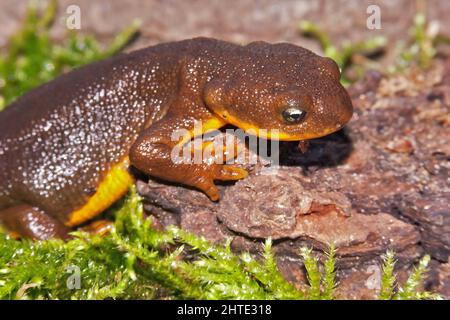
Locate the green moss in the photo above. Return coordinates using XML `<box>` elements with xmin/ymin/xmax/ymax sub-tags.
<box><xmin>379</xmin><ymin>250</ymin><xmax>396</xmax><ymax>300</ymax></box>
<box><xmin>321</xmin><ymin>244</ymin><xmax>337</xmax><ymax>299</ymax></box>
<box><xmin>0</xmin><ymin>188</ymin><xmax>441</xmax><ymax>300</ymax></box>
<box><xmin>299</xmin><ymin>20</ymin><xmax>386</xmax><ymax>86</ymax></box>
<box><xmin>391</xmin><ymin>12</ymin><xmax>450</xmax><ymax>72</ymax></box>
<box><xmin>301</xmin><ymin>11</ymin><xmax>450</xmax><ymax>81</ymax></box>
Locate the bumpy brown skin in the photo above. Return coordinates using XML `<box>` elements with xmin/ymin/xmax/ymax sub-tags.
<box><xmin>0</xmin><ymin>37</ymin><xmax>352</xmax><ymax>239</ymax></box>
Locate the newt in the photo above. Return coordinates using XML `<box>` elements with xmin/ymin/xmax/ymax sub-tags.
<box><xmin>0</xmin><ymin>37</ymin><xmax>353</xmax><ymax>239</ymax></box>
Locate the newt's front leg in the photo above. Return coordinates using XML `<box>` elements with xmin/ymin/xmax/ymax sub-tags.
<box><xmin>129</xmin><ymin>115</ymin><xmax>248</xmax><ymax>201</ymax></box>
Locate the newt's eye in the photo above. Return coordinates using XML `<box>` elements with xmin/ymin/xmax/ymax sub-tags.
<box><xmin>282</xmin><ymin>107</ymin><xmax>307</xmax><ymax>123</ymax></box>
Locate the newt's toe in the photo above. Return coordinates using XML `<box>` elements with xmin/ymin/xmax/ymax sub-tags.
<box><xmin>217</xmin><ymin>165</ymin><xmax>248</xmax><ymax>181</ymax></box>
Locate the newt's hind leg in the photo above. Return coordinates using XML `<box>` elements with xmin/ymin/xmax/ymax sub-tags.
<box><xmin>0</xmin><ymin>205</ymin><xmax>70</xmax><ymax>240</ymax></box>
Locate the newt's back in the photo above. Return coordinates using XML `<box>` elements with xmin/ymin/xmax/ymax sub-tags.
<box><xmin>0</xmin><ymin>46</ymin><xmax>179</xmax><ymax>220</ymax></box>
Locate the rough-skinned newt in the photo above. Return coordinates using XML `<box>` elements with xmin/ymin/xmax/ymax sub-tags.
<box><xmin>0</xmin><ymin>37</ymin><xmax>353</xmax><ymax>239</ymax></box>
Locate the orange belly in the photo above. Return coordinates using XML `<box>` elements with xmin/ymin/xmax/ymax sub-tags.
<box><xmin>65</xmin><ymin>158</ymin><xmax>134</xmax><ymax>227</ymax></box>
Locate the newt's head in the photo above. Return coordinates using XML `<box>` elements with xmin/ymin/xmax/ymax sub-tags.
<box><xmin>204</xmin><ymin>42</ymin><xmax>353</xmax><ymax>141</ymax></box>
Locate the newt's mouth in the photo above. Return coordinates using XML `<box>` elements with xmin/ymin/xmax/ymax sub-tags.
<box><xmin>213</xmin><ymin>110</ymin><xmax>348</xmax><ymax>142</ymax></box>
<box><xmin>249</xmin><ymin>126</ymin><xmax>342</xmax><ymax>141</ymax></box>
